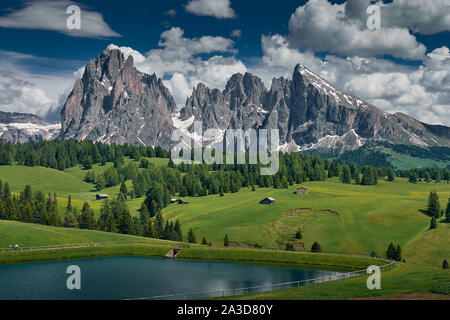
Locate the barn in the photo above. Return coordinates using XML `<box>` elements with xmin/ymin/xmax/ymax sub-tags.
<box><xmin>178</xmin><ymin>199</ymin><xmax>189</xmax><ymax>204</ymax></box>
<box><xmin>260</xmin><ymin>197</ymin><xmax>275</xmax><ymax>204</ymax></box>
<box><xmin>96</xmin><ymin>194</ymin><xmax>109</xmax><ymax>200</ymax></box>
<box><xmin>295</xmin><ymin>187</ymin><xmax>309</xmax><ymax>195</ymax></box>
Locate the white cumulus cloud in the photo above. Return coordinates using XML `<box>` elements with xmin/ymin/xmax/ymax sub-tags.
<box><xmin>288</xmin><ymin>0</ymin><xmax>427</xmax><ymax>60</ymax></box>
<box><xmin>0</xmin><ymin>0</ymin><xmax>120</xmax><ymax>38</ymax></box>
<box><xmin>185</xmin><ymin>0</ymin><xmax>235</xmax><ymax>19</ymax></box>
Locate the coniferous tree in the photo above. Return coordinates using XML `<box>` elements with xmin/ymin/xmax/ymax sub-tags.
<box><xmin>409</xmin><ymin>172</ymin><xmax>418</xmax><ymax>184</ymax></box>
<box><xmin>120</xmin><ymin>181</ymin><xmax>128</xmax><ymax>199</ymax></box>
<box><xmin>154</xmin><ymin>213</ymin><xmax>164</xmax><ymax>238</ymax></box>
<box><xmin>174</xmin><ymin>220</ymin><xmax>183</xmax><ymax>241</ymax></box>
<box><xmin>427</xmin><ymin>190</ymin><xmax>441</xmax><ymax>218</ymax></box>
<box><xmin>224</xmin><ymin>234</ymin><xmax>229</xmax><ymax>247</ymax></box>
<box><xmin>430</xmin><ymin>217</ymin><xmax>437</xmax><ymax>230</ymax></box>
<box><xmin>386</xmin><ymin>243</ymin><xmax>396</xmax><ymax>260</ymax></box>
<box><xmin>386</xmin><ymin>168</ymin><xmax>395</xmax><ymax>181</ymax></box>
<box><xmin>63</xmin><ymin>211</ymin><xmax>79</xmax><ymax>228</ymax></box>
<box><xmin>79</xmin><ymin>202</ymin><xmax>96</xmax><ymax>230</ymax></box>
<box><xmin>341</xmin><ymin>166</ymin><xmax>352</xmax><ymax>184</ymax></box>
<box><xmin>394</xmin><ymin>245</ymin><xmax>402</xmax><ymax>262</ymax></box>
<box><xmin>146</xmin><ymin>220</ymin><xmax>157</xmax><ymax>238</ymax></box>
<box><xmin>95</xmin><ymin>174</ymin><xmax>106</xmax><ymax>191</ymax></box>
<box><xmin>187</xmin><ymin>228</ymin><xmax>197</xmax><ymax>243</ymax></box>
<box><xmin>202</xmin><ymin>237</ymin><xmax>208</xmax><ymax>245</ymax></box>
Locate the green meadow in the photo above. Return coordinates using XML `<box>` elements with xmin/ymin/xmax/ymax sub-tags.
<box><xmin>163</xmin><ymin>178</ymin><xmax>449</xmax><ymax>268</ymax></box>
<box><xmin>0</xmin><ymin>160</ymin><xmax>448</xmax><ymax>270</ymax></box>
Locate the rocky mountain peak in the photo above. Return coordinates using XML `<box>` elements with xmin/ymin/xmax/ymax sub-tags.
<box><xmin>60</xmin><ymin>48</ymin><xmax>177</xmax><ymax>147</ymax></box>
<box><xmin>58</xmin><ymin>48</ymin><xmax>448</xmax><ymax>152</ymax></box>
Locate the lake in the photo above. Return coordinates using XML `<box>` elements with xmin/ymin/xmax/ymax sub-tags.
<box><xmin>0</xmin><ymin>256</ymin><xmax>342</xmax><ymax>300</ymax></box>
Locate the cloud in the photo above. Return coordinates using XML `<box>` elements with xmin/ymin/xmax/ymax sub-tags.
<box><xmin>260</xmin><ymin>34</ymin><xmax>450</xmax><ymax>126</ymax></box>
<box><xmin>165</xmin><ymin>9</ymin><xmax>177</xmax><ymax>17</ymax></box>
<box><xmin>0</xmin><ymin>50</ymin><xmax>80</xmax><ymax>121</ymax></box>
<box><xmin>108</xmin><ymin>27</ymin><xmax>245</xmax><ymax>107</ymax></box>
<box><xmin>185</xmin><ymin>0</ymin><xmax>235</xmax><ymax>19</ymax></box>
<box><xmin>288</xmin><ymin>0</ymin><xmax>427</xmax><ymax>60</ymax></box>
<box><xmin>377</xmin><ymin>0</ymin><xmax>450</xmax><ymax>35</ymax></box>
<box><xmin>231</xmin><ymin>29</ymin><xmax>242</xmax><ymax>38</ymax></box>
<box><xmin>0</xmin><ymin>0</ymin><xmax>120</xmax><ymax>38</ymax></box>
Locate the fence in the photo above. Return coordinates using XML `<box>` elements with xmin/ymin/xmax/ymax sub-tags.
<box><xmin>129</xmin><ymin>261</ymin><xmax>395</xmax><ymax>300</ymax></box>
<box><xmin>0</xmin><ymin>241</ymin><xmax>387</xmax><ymax>260</ymax></box>
<box><xmin>0</xmin><ymin>241</ymin><xmax>171</xmax><ymax>253</ymax></box>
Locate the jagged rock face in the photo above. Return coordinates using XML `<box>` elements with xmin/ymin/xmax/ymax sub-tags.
<box><xmin>0</xmin><ymin>111</ymin><xmax>60</xmax><ymax>144</ymax></box>
<box><xmin>178</xmin><ymin>64</ymin><xmax>449</xmax><ymax>152</ymax></box>
<box><xmin>182</xmin><ymin>73</ymin><xmax>269</xmax><ymax>133</ymax></box>
<box><xmin>59</xmin><ymin>48</ymin><xmax>448</xmax><ymax>152</ymax></box>
<box><xmin>60</xmin><ymin>49</ymin><xmax>177</xmax><ymax>147</ymax></box>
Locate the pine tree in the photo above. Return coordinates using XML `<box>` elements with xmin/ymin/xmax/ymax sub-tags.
<box><xmin>187</xmin><ymin>228</ymin><xmax>197</xmax><ymax>243</ymax></box>
<box><xmin>154</xmin><ymin>213</ymin><xmax>164</xmax><ymax>237</ymax></box>
<box><xmin>386</xmin><ymin>243</ymin><xmax>396</xmax><ymax>260</ymax></box>
<box><xmin>106</xmin><ymin>213</ymin><xmax>118</xmax><ymax>233</ymax></box>
<box><xmin>224</xmin><ymin>234</ymin><xmax>229</xmax><ymax>247</ymax></box>
<box><xmin>96</xmin><ymin>174</ymin><xmax>106</xmax><ymax>191</ymax></box>
<box><xmin>427</xmin><ymin>190</ymin><xmax>441</xmax><ymax>218</ymax></box>
<box><xmin>120</xmin><ymin>181</ymin><xmax>128</xmax><ymax>199</ymax></box>
<box><xmin>386</xmin><ymin>168</ymin><xmax>395</xmax><ymax>181</ymax></box>
<box><xmin>295</xmin><ymin>229</ymin><xmax>303</xmax><ymax>239</ymax></box>
<box><xmin>394</xmin><ymin>245</ymin><xmax>402</xmax><ymax>262</ymax></box>
<box><xmin>66</xmin><ymin>195</ymin><xmax>72</xmax><ymax>213</ymax></box>
<box><xmin>430</xmin><ymin>217</ymin><xmax>437</xmax><ymax>229</ymax></box>
<box><xmin>146</xmin><ymin>220</ymin><xmax>157</xmax><ymax>238</ymax></box>
<box><xmin>63</xmin><ymin>211</ymin><xmax>79</xmax><ymax>228</ymax></box>
<box><xmin>341</xmin><ymin>166</ymin><xmax>351</xmax><ymax>184</ymax></box>
<box><xmin>409</xmin><ymin>172</ymin><xmax>418</xmax><ymax>184</ymax></box>
<box><xmin>202</xmin><ymin>237</ymin><xmax>208</xmax><ymax>245</ymax></box>
<box><xmin>174</xmin><ymin>220</ymin><xmax>183</xmax><ymax>241</ymax></box>
<box><xmin>79</xmin><ymin>202</ymin><xmax>96</xmax><ymax>230</ymax></box>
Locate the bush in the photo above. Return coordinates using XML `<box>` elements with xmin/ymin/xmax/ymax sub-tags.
<box><xmin>285</xmin><ymin>242</ymin><xmax>294</xmax><ymax>251</ymax></box>
<box><xmin>443</xmin><ymin>259</ymin><xmax>449</xmax><ymax>269</ymax></box>
<box><xmin>311</xmin><ymin>241</ymin><xmax>321</xmax><ymax>253</ymax></box>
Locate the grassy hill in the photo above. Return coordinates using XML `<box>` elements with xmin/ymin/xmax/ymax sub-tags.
<box><xmin>0</xmin><ymin>220</ymin><xmax>166</xmax><ymax>248</ymax></box>
<box><xmin>0</xmin><ymin>161</ymin><xmax>448</xmax><ymax>268</ymax></box>
<box><xmin>163</xmin><ymin>178</ymin><xmax>450</xmax><ymax>268</ymax></box>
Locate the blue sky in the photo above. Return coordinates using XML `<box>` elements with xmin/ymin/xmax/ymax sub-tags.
<box><xmin>0</xmin><ymin>0</ymin><xmax>448</xmax><ymax>125</ymax></box>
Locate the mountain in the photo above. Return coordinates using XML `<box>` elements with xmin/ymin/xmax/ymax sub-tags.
<box><xmin>0</xmin><ymin>111</ymin><xmax>60</xmax><ymax>144</ymax></box>
<box><xmin>60</xmin><ymin>48</ymin><xmax>449</xmax><ymax>153</ymax></box>
<box><xmin>178</xmin><ymin>64</ymin><xmax>449</xmax><ymax>152</ymax></box>
<box><xmin>60</xmin><ymin>48</ymin><xmax>177</xmax><ymax>147</ymax></box>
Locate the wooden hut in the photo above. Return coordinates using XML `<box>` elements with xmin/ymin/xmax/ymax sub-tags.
<box><xmin>295</xmin><ymin>187</ymin><xmax>309</xmax><ymax>195</ymax></box>
<box><xmin>260</xmin><ymin>197</ymin><xmax>275</xmax><ymax>204</ymax></box>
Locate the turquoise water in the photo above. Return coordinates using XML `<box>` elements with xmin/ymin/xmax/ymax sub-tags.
<box><xmin>0</xmin><ymin>256</ymin><xmax>341</xmax><ymax>300</ymax></box>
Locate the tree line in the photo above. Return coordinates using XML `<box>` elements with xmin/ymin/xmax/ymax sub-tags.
<box><xmin>397</xmin><ymin>167</ymin><xmax>450</xmax><ymax>184</ymax></box>
<box><xmin>0</xmin><ymin>139</ymin><xmax>170</xmax><ymax>170</ymax></box>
